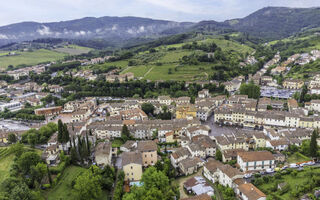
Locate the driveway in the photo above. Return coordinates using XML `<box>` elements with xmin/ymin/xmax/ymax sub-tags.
<box><xmin>174</xmin><ymin>168</ymin><xmax>203</xmax><ymax>199</ymax></box>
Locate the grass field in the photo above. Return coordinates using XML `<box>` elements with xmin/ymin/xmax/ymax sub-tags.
<box><xmin>0</xmin><ymin>49</ymin><xmax>67</xmax><ymax>68</ymax></box>
<box><xmin>0</xmin><ymin>147</ymin><xmax>13</xmax><ymax>185</ymax></box>
<box><xmin>287</xmin><ymin>152</ymin><xmax>311</xmax><ymax>164</ymax></box>
<box><xmin>257</xmin><ymin>167</ymin><xmax>320</xmax><ymax>199</ymax></box>
<box><xmin>54</xmin><ymin>45</ymin><xmax>92</xmax><ymax>55</ymax></box>
<box><xmin>46</xmin><ymin>166</ymin><xmax>110</xmax><ymax>200</ymax></box>
<box><xmin>46</xmin><ymin>166</ymin><xmax>87</xmax><ymax>200</ymax></box>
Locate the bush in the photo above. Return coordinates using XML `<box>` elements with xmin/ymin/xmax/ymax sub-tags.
<box><xmin>42</xmin><ymin>184</ymin><xmax>51</xmax><ymax>189</ymax></box>
<box><xmin>49</xmin><ymin>161</ymin><xmax>66</xmax><ymax>174</ymax></box>
<box><xmin>274</xmin><ymin>172</ymin><xmax>282</xmax><ymax>179</ymax></box>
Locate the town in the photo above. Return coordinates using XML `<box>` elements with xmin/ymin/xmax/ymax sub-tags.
<box><xmin>1</xmin><ymin>46</ymin><xmax>320</xmax><ymax>200</ymax></box>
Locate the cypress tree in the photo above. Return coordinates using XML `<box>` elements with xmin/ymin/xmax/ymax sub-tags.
<box><xmin>57</xmin><ymin>120</ymin><xmax>63</xmax><ymax>143</ymax></box>
<box><xmin>62</xmin><ymin>124</ymin><xmax>70</xmax><ymax>143</ymax></box>
<box><xmin>310</xmin><ymin>129</ymin><xmax>318</xmax><ymax>158</ymax></box>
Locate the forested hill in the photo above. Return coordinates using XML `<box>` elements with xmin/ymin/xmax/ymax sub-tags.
<box><xmin>228</xmin><ymin>7</ymin><xmax>320</xmax><ymax>39</ymax></box>
<box><xmin>1</xmin><ymin>7</ymin><xmax>320</xmax><ymax>47</ymax></box>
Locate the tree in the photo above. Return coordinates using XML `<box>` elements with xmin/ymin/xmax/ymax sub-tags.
<box><xmin>73</xmin><ymin>168</ymin><xmax>102</xmax><ymax>200</ymax></box>
<box><xmin>300</xmin><ymin>84</ymin><xmax>308</xmax><ymax>103</ymax></box>
<box><xmin>216</xmin><ymin>149</ymin><xmax>222</xmax><ymax>162</ymax></box>
<box><xmin>141</xmin><ymin>103</ymin><xmax>155</xmax><ymax>116</ymax></box>
<box><xmin>123</xmin><ymin>167</ymin><xmax>176</xmax><ymax>200</ymax></box>
<box><xmin>240</xmin><ymin>82</ymin><xmax>261</xmax><ymax>99</ymax></box>
<box><xmin>8</xmin><ymin>133</ymin><xmax>17</xmax><ymax>143</ymax></box>
<box><xmin>58</xmin><ymin>119</ymin><xmax>63</xmax><ymax>143</ymax></box>
<box><xmin>62</xmin><ymin>123</ymin><xmax>70</xmax><ymax>143</ymax></box>
<box><xmin>16</xmin><ymin>152</ymin><xmax>41</xmax><ymax>175</ymax></box>
<box><xmin>121</xmin><ymin>125</ymin><xmax>130</xmax><ymax>142</ymax></box>
<box><xmin>310</xmin><ymin>129</ymin><xmax>318</xmax><ymax>158</ymax></box>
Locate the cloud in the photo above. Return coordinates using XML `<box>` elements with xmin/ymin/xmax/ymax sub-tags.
<box><xmin>0</xmin><ymin>34</ymin><xmax>8</xmax><ymax>39</ymax></box>
<box><xmin>36</xmin><ymin>25</ymin><xmax>53</xmax><ymax>36</ymax></box>
<box><xmin>0</xmin><ymin>0</ymin><xmax>320</xmax><ymax>26</ymax></box>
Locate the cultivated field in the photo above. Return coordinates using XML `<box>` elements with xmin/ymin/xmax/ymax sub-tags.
<box><xmin>0</xmin><ymin>49</ymin><xmax>66</xmax><ymax>68</ymax></box>
<box><xmin>54</xmin><ymin>45</ymin><xmax>92</xmax><ymax>55</ymax></box>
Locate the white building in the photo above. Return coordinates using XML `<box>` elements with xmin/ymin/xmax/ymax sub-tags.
<box><xmin>237</xmin><ymin>151</ymin><xmax>275</xmax><ymax>172</ymax></box>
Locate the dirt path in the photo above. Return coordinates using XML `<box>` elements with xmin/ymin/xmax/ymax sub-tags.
<box><xmin>143</xmin><ymin>66</ymin><xmax>154</xmax><ymax>78</ymax></box>
<box><xmin>175</xmin><ymin>168</ymin><xmax>203</xmax><ymax>199</ymax></box>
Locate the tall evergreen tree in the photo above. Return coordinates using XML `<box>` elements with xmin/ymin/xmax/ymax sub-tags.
<box><xmin>310</xmin><ymin>129</ymin><xmax>318</xmax><ymax>158</ymax></box>
<box><xmin>57</xmin><ymin>120</ymin><xmax>63</xmax><ymax>143</ymax></box>
<box><xmin>62</xmin><ymin>124</ymin><xmax>70</xmax><ymax>143</ymax></box>
<box><xmin>121</xmin><ymin>125</ymin><xmax>130</xmax><ymax>141</ymax></box>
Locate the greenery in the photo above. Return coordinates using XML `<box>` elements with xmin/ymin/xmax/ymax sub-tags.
<box><xmin>216</xmin><ymin>149</ymin><xmax>222</xmax><ymax>162</ymax></box>
<box><xmin>21</xmin><ymin>122</ymin><xmax>57</xmax><ymax>146</ymax></box>
<box><xmin>122</xmin><ymin>167</ymin><xmax>178</xmax><ymax>200</ymax></box>
<box><xmin>239</xmin><ymin>82</ymin><xmax>261</xmax><ymax>99</ymax></box>
<box><xmin>0</xmin><ymin>49</ymin><xmax>66</xmax><ymax>69</ymax></box>
<box><xmin>255</xmin><ymin>166</ymin><xmax>320</xmax><ymax>199</ymax></box>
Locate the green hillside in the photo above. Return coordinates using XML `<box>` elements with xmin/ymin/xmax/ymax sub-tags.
<box><xmin>0</xmin><ymin>49</ymin><xmax>67</xmax><ymax>68</ymax></box>
<box><xmin>117</xmin><ymin>36</ymin><xmax>254</xmax><ymax>81</ymax></box>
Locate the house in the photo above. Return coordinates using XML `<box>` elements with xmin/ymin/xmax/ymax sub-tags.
<box><xmin>192</xmin><ymin>135</ymin><xmax>216</xmax><ymax>157</ymax></box>
<box><xmin>158</xmin><ymin>96</ymin><xmax>172</xmax><ymax>105</ymax></box>
<box><xmin>178</xmin><ymin>157</ymin><xmax>203</xmax><ymax>175</ymax></box>
<box><xmin>137</xmin><ymin>140</ymin><xmax>157</xmax><ymax>167</ymax></box>
<box><xmin>170</xmin><ymin>147</ymin><xmax>191</xmax><ymax>168</ymax></box>
<box><xmin>0</xmin><ymin>101</ymin><xmax>22</xmax><ymax>112</ymax></box>
<box><xmin>186</xmin><ymin>125</ymin><xmax>211</xmax><ymax>139</ymax></box>
<box><xmin>176</xmin><ymin>104</ymin><xmax>197</xmax><ymax>119</ymax></box>
<box><xmin>183</xmin><ymin>176</ymin><xmax>214</xmax><ymax>196</ymax></box>
<box><xmin>42</xmin><ymin>144</ymin><xmax>60</xmax><ymax>165</ymax></box>
<box><xmin>35</xmin><ymin>106</ymin><xmax>63</xmax><ymax>116</ymax></box>
<box><xmin>95</xmin><ymin>142</ymin><xmax>112</xmax><ymax>167</ymax></box>
<box><xmin>187</xmin><ymin>143</ymin><xmax>206</xmax><ymax>159</ymax></box>
<box><xmin>237</xmin><ymin>151</ymin><xmax>275</xmax><ymax>172</ymax></box>
<box><xmin>203</xmin><ymin>159</ymin><xmax>224</xmax><ymax>183</ymax></box>
<box><xmin>222</xmin><ymin>149</ymin><xmax>245</xmax><ymax>162</ymax></box>
<box><xmin>283</xmin><ymin>79</ymin><xmax>304</xmax><ymax>90</ymax></box>
<box><xmin>122</xmin><ymin>152</ymin><xmax>143</xmax><ymax>181</ymax></box>
<box><xmin>310</xmin><ymin>100</ymin><xmax>320</xmax><ymax>112</ymax></box>
<box><xmin>288</xmin><ymin>99</ymin><xmax>299</xmax><ymax>111</ymax></box>
<box><xmin>216</xmin><ymin>164</ymin><xmax>244</xmax><ymax>188</ymax></box>
<box><xmin>198</xmin><ymin>89</ymin><xmax>210</xmax><ymax>98</ymax></box>
<box><xmin>120</xmin><ymin>141</ymin><xmax>137</xmax><ymax>152</ymax></box>
<box><xmin>266</xmin><ymin>139</ymin><xmax>289</xmax><ymax>151</ymax></box>
<box><xmin>237</xmin><ymin>183</ymin><xmax>267</xmax><ymax>200</ymax></box>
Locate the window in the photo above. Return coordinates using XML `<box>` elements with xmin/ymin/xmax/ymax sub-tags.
<box><xmin>131</xmin><ymin>173</ymin><xmax>133</xmax><ymax>175</ymax></box>
<box><xmin>131</xmin><ymin>166</ymin><xmax>133</xmax><ymax>169</ymax></box>
<box><xmin>254</xmin><ymin>161</ymin><xmax>256</xmax><ymax>169</ymax></box>
<box><xmin>145</xmin><ymin>155</ymin><xmax>147</xmax><ymax>157</ymax></box>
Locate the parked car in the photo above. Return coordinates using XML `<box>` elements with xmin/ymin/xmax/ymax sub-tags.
<box><xmin>281</xmin><ymin>165</ymin><xmax>288</xmax><ymax>170</ymax></box>
<box><xmin>244</xmin><ymin>173</ymin><xmax>252</xmax><ymax>179</ymax></box>
<box><xmin>266</xmin><ymin>168</ymin><xmax>274</xmax><ymax>174</ymax></box>
<box><xmin>289</xmin><ymin>163</ymin><xmax>299</xmax><ymax>168</ymax></box>
<box><xmin>260</xmin><ymin>171</ymin><xmax>266</xmax><ymax>175</ymax></box>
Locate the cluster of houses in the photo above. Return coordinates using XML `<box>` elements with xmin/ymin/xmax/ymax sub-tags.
<box><xmin>213</xmin><ymin>94</ymin><xmax>320</xmax><ymax>129</ymax></box>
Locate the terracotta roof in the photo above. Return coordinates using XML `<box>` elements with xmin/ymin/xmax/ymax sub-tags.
<box><xmin>137</xmin><ymin>140</ymin><xmax>157</xmax><ymax>152</ymax></box>
<box><xmin>122</xmin><ymin>152</ymin><xmax>142</xmax><ymax>166</ymax></box>
<box><xmin>218</xmin><ymin>164</ymin><xmax>243</xmax><ymax>178</ymax></box>
<box><xmin>238</xmin><ymin>183</ymin><xmax>266</xmax><ymax>200</ymax></box>
<box><xmin>204</xmin><ymin>158</ymin><xmax>223</xmax><ymax>172</ymax></box>
<box><xmin>238</xmin><ymin>151</ymin><xmax>275</xmax><ymax>162</ymax></box>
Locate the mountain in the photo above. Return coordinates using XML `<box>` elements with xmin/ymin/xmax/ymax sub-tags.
<box><xmin>0</xmin><ymin>16</ymin><xmax>193</xmax><ymax>46</ymax></box>
<box><xmin>1</xmin><ymin>7</ymin><xmax>320</xmax><ymax>47</ymax></box>
<box><xmin>228</xmin><ymin>7</ymin><xmax>320</xmax><ymax>39</ymax></box>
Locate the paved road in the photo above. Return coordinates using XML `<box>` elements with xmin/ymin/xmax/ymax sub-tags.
<box><xmin>202</xmin><ymin>115</ymin><xmax>241</xmax><ymax>136</ymax></box>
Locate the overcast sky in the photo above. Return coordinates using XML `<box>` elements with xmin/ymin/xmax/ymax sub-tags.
<box><xmin>1</xmin><ymin>0</ymin><xmax>320</xmax><ymax>26</ymax></box>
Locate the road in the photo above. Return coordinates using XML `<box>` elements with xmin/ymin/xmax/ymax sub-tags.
<box><xmin>202</xmin><ymin>115</ymin><xmax>241</xmax><ymax>136</ymax></box>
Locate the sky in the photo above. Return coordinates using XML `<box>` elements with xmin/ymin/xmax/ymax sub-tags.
<box><xmin>1</xmin><ymin>0</ymin><xmax>320</xmax><ymax>26</ymax></box>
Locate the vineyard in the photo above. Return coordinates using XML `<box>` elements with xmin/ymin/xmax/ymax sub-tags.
<box><xmin>0</xmin><ymin>147</ymin><xmax>10</xmax><ymax>158</ymax></box>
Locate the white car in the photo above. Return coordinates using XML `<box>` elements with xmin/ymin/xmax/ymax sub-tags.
<box><xmin>289</xmin><ymin>163</ymin><xmax>299</xmax><ymax>168</ymax></box>
<box><xmin>266</xmin><ymin>168</ymin><xmax>274</xmax><ymax>174</ymax></box>
<box><xmin>244</xmin><ymin>173</ymin><xmax>252</xmax><ymax>179</ymax></box>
